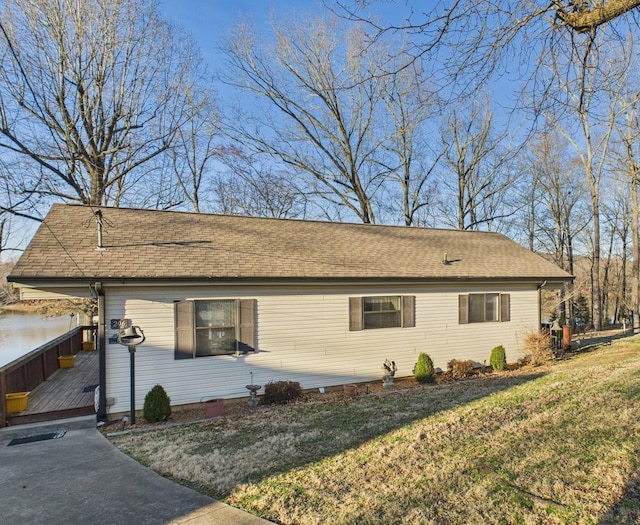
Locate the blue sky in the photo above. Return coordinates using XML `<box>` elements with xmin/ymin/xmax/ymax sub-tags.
<box><xmin>157</xmin><ymin>0</ymin><xmax>518</xmax><ymax>109</ymax></box>
<box><xmin>159</xmin><ymin>0</ymin><xmax>333</xmax><ymax>58</ymax></box>
<box><xmin>157</xmin><ymin>1</ymin><xmax>413</xmax><ymax>74</ymax></box>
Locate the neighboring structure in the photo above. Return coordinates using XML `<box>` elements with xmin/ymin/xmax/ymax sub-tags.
<box><xmin>9</xmin><ymin>204</ymin><xmax>572</xmax><ymax>418</ymax></box>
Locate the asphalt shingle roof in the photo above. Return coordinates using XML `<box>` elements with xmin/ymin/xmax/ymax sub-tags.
<box><xmin>9</xmin><ymin>204</ymin><xmax>572</xmax><ymax>283</ymax></box>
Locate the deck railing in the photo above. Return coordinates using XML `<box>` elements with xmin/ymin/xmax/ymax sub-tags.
<box><xmin>0</xmin><ymin>325</ymin><xmax>95</xmax><ymax>427</ymax></box>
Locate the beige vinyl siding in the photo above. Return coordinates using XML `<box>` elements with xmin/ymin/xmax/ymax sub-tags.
<box><xmin>103</xmin><ymin>284</ymin><xmax>539</xmax><ymax>414</ymax></box>
<box><xmin>419</xmin><ymin>286</ymin><xmax>535</xmax><ymax>370</ymax></box>
<box><xmin>17</xmin><ymin>285</ymin><xmax>92</xmax><ymax>300</ymax></box>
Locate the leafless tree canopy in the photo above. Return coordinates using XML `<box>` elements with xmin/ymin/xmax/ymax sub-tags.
<box><xmin>0</xmin><ymin>0</ymin><xmax>207</xmax><ymax>218</ymax></box>
<box><xmin>220</xmin><ymin>14</ymin><xmax>445</xmax><ymax>225</ymax></box>
<box><xmin>220</xmin><ymin>16</ymin><xmax>390</xmax><ymax>223</ymax></box>
<box><xmin>439</xmin><ymin>100</ymin><xmax>517</xmax><ymax>231</ymax></box>
<box><xmin>339</xmin><ymin>1</ymin><xmax>640</xmax><ymax>97</ymax></box>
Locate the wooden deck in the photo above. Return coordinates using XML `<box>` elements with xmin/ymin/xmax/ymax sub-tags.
<box><xmin>6</xmin><ymin>349</ymin><xmax>98</xmax><ymax>425</ymax></box>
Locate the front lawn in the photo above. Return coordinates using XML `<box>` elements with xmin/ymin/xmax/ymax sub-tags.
<box><xmin>109</xmin><ymin>337</ymin><xmax>640</xmax><ymax>524</ymax></box>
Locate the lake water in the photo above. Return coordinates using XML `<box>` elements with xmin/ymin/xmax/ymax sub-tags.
<box><xmin>0</xmin><ymin>311</ymin><xmax>75</xmax><ymax>368</ymax></box>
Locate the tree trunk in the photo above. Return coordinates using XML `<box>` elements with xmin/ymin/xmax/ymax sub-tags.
<box><xmin>632</xmin><ymin>173</ymin><xmax>640</xmax><ymax>333</ymax></box>
<box><xmin>592</xmin><ymin>199</ymin><xmax>602</xmax><ymax>331</ymax></box>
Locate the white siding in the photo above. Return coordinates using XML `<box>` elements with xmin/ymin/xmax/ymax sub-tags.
<box><xmin>103</xmin><ymin>283</ymin><xmax>540</xmax><ymax>413</ymax></box>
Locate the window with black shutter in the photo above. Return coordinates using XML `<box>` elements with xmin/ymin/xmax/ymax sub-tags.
<box><xmin>174</xmin><ymin>299</ymin><xmax>256</xmax><ymax>358</ymax></box>
<box><xmin>349</xmin><ymin>295</ymin><xmax>415</xmax><ymax>330</ymax></box>
<box><xmin>458</xmin><ymin>293</ymin><xmax>510</xmax><ymax>324</ymax></box>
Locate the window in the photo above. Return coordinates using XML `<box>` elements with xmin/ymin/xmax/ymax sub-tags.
<box><xmin>195</xmin><ymin>300</ymin><xmax>236</xmax><ymax>356</ymax></box>
<box><xmin>459</xmin><ymin>293</ymin><xmax>510</xmax><ymax>324</ymax></box>
<box><xmin>175</xmin><ymin>299</ymin><xmax>256</xmax><ymax>359</ymax></box>
<box><xmin>349</xmin><ymin>295</ymin><xmax>415</xmax><ymax>331</ymax></box>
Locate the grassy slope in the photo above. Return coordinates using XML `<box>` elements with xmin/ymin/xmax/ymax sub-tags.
<box><xmin>110</xmin><ymin>338</ymin><xmax>640</xmax><ymax>524</ymax></box>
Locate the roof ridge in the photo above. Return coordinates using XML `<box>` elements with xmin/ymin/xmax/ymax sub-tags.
<box><xmin>52</xmin><ymin>203</ymin><xmax>505</xmax><ymax>236</ymax></box>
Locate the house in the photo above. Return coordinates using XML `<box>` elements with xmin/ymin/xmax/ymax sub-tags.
<box><xmin>8</xmin><ymin>204</ymin><xmax>572</xmax><ymax>419</ymax></box>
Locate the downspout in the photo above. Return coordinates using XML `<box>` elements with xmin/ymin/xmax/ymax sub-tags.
<box><xmin>94</xmin><ymin>282</ymin><xmax>107</xmax><ymax>423</ymax></box>
<box><xmin>537</xmin><ymin>280</ymin><xmax>547</xmax><ymax>329</ymax></box>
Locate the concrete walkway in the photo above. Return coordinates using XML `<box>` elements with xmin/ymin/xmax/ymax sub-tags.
<box><xmin>0</xmin><ymin>417</ymin><xmax>271</xmax><ymax>525</ymax></box>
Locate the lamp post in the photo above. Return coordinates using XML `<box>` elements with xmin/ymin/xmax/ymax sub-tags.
<box><xmin>117</xmin><ymin>325</ymin><xmax>145</xmax><ymax>425</ymax></box>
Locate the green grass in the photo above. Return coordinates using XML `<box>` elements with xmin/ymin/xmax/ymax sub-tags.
<box><xmin>109</xmin><ymin>337</ymin><xmax>640</xmax><ymax>524</ymax></box>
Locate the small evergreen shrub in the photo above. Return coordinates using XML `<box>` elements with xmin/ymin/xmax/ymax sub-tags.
<box><xmin>414</xmin><ymin>352</ymin><xmax>435</xmax><ymax>383</ymax></box>
<box><xmin>523</xmin><ymin>330</ymin><xmax>553</xmax><ymax>366</ymax></box>
<box><xmin>263</xmin><ymin>380</ymin><xmax>303</xmax><ymax>405</ymax></box>
<box><xmin>490</xmin><ymin>345</ymin><xmax>507</xmax><ymax>371</ymax></box>
<box><xmin>143</xmin><ymin>384</ymin><xmax>171</xmax><ymax>423</ymax></box>
<box><xmin>447</xmin><ymin>359</ymin><xmax>474</xmax><ymax>378</ymax></box>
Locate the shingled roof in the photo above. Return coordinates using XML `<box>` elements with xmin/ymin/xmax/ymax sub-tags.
<box><xmin>9</xmin><ymin>204</ymin><xmax>571</xmax><ymax>284</ymax></box>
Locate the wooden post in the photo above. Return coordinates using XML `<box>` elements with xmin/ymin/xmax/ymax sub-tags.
<box><xmin>563</xmin><ymin>325</ymin><xmax>572</xmax><ymax>351</ymax></box>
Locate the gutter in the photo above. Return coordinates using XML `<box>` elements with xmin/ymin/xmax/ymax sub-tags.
<box><xmin>9</xmin><ymin>275</ymin><xmax>574</xmax><ymax>287</ymax></box>
<box><xmin>93</xmin><ymin>282</ymin><xmax>107</xmax><ymax>423</ymax></box>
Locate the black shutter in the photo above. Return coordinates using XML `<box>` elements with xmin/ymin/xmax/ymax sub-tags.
<box><xmin>500</xmin><ymin>294</ymin><xmax>510</xmax><ymax>322</ymax></box>
<box><xmin>458</xmin><ymin>295</ymin><xmax>469</xmax><ymax>324</ymax></box>
<box><xmin>402</xmin><ymin>296</ymin><xmax>415</xmax><ymax>327</ymax></box>
<box><xmin>349</xmin><ymin>297</ymin><xmax>363</xmax><ymax>331</ymax></box>
<box><xmin>237</xmin><ymin>299</ymin><xmax>257</xmax><ymax>353</ymax></box>
<box><xmin>175</xmin><ymin>300</ymin><xmax>194</xmax><ymax>359</ymax></box>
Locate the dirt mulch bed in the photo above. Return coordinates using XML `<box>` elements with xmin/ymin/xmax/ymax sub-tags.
<box><xmin>100</xmin><ymin>371</ymin><xmax>503</xmax><ymax>436</ymax></box>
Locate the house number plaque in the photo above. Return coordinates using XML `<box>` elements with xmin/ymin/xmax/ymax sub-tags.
<box><xmin>110</xmin><ymin>318</ymin><xmax>132</xmax><ymax>329</ymax></box>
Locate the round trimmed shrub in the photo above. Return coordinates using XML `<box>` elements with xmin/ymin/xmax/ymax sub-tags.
<box><xmin>143</xmin><ymin>384</ymin><xmax>171</xmax><ymax>423</ymax></box>
<box><xmin>490</xmin><ymin>345</ymin><xmax>507</xmax><ymax>371</ymax></box>
<box><xmin>414</xmin><ymin>352</ymin><xmax>435</xmax><ymax>384</ymax></box>
<box><xmin>448</xmin><ymin>359</ymin><xmax>475</xmax><ymax>378</ymax></box>
<box><xmin>263</xmin><ymin>380</ymin><xmax>303</xmax><ymax>405</ymax></box>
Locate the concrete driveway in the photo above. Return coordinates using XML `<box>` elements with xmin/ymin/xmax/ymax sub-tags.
<box><xmin>0</xmin><ymin>417</ymin><xmax>270</xmax><ymax>525</ymax></box>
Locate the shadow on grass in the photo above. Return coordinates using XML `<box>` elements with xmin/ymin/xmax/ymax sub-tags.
<box><xmin>569</xmin><ymin>329</ymin><xmax>631</xmax><ymax>353</ymax></box>
<box><xmin>178</xmin><ymin>370</ymin><xmax>549</xmax><ymax>499</ymax></box>
<box><xmin>599</xmin><ymin>469</ymin><xmax>640</xmax><ymax>524</ymax></box>
<box><xmin>598</xmin><ymin>362</ymin><xmax>640</xmax><ymax>525</ymax></box>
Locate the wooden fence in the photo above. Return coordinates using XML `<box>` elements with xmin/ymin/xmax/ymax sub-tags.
<box><xmin>0</xmin><ymin>326</ymin><xmax>95</xmax><ymax>427</ymax></box>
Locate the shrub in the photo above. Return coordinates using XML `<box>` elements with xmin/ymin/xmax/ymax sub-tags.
<box><xmin>490</xmin><ymin>345</ymin><xmax>507</xmax><ymax>371</ymax></box>
<box><xmin>143</xmin><ymin>384</ymin><xmax>171</xmax><ymax>423</ymax></box>
<box><xmin>414</xmin><ymin>352</ymin><xmax>435</xmax><ymax>383</ymax></box>
<box><xmin>523</xmin><ymin>330</ymin><xmax>553</xmax><ymax>366</ymax></box>
<box><xmin>263</xmin><ymin>381</ymin><xmax>303</xmax><ymax>405</ymax></box>
<box><xmin>447</xmin><ymin>359</ymin><xmax>474</xmax><ymax>379</ymax></box>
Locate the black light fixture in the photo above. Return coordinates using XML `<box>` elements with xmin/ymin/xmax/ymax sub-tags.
<box><xmin>117</xmin><ymin>325</ymin><xmax>145</xmax><ymax>425</ymax></box>
<box><xmin>550</xmin><ymin>320</ymin><xmax>562</xmax><ymax>352</ymax></box>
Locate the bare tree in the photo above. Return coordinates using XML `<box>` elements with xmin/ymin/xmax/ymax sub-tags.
<box><xmin>0</xmin><ymin>258</ymin><xmax>18</xmax><ymax>304</ymax></box>
<box><xmin>213</xmin><ymin>147</ymin><xmax>308</xmax><ymax>219</ymax></box>
<box><xmin>171</xmin><ymin>88</ymin><xmax>221</xmax><ymax>213</ymax></box>
<box><xmin>611</xmin><ymin>77</ymin><xmax>640</xmax><ymax>332</ymax></box>
<box><xmin>220</xmin><ymin>15</ymin><xmax>403</xmax><ymax>224</ymax></box>
<box><xmin>0</xmin><ymin>0</ymin><xmax>205</xmax><ymax>216</ymax></box>
<box><xmin>600</xmin><ymin>178</ymin><xmax>631</xmax><ymax>324</ymax></box>
<box><xmin>524</xmin><ymin>130</ymin><xmax>587</xmax><ymax>322</ymax></box>
<box><xmin>339</xmin><ymin>1</ymin><xmax>640</xmax><ymax>93</ymax></box>
<box><xmin>540</xmin><ymin>29</ymin><xmax>628</xmax><ymax>330</ymax></box>
<box><xmin>439</xmin><ymin>99</ymin><xmax>517</xmax><ymax>230</ymax></box>
<box><xmin>378</xmin><ymin>64</ymin><xmax>442</xmax><ymax>226</ymax></box>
